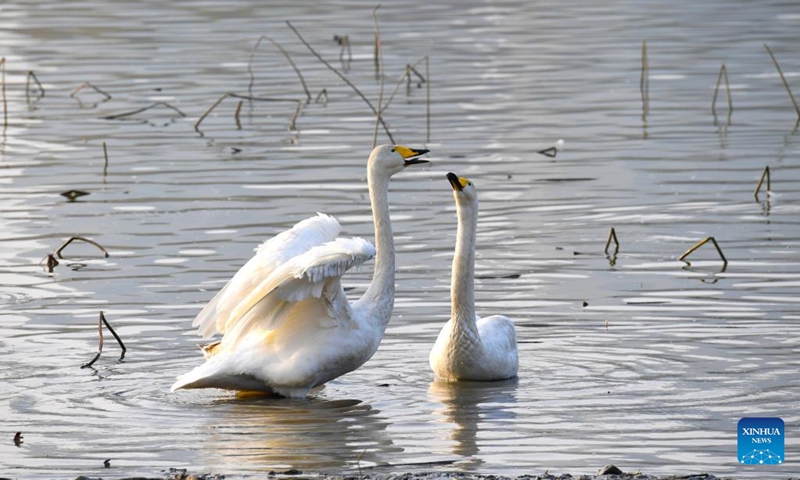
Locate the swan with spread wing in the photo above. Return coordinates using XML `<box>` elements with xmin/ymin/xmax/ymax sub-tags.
<box><xmin>172</xmin><ymin>145</ymin><xmax>429</xmax><ymax>397</ymax></box>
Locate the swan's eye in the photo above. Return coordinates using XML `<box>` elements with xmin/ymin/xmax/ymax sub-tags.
<box><xmin>391</xmin><ymin>148</ymin><xmax>396</xmax><ymax>152</ymax></box>
<box><xmin>468</xmin><ymin>182</ymin><xmax>472</xmax><ymax>186</ymax></box>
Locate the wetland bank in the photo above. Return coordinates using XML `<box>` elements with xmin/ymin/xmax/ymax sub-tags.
<box><xmin>1</xmin><ymin>1</ymin><xmax>799</xmax><ymax>479</ymax></box>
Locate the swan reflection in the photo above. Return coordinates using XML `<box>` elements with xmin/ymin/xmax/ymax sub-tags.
<box><xmin>428</xmin><ymin>379</ymin><xmax>518</xmax><ymax>466</ymax></box>
<box><xmin>202</xmin><ymin>396</ymin><xmax>399</xmax><ymax>472</ymax></box>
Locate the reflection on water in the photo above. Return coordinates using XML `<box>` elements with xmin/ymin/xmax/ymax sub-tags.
<box><xmin>1</xmin><ymin>0</ymin><xmax>800</xmax><ymax>478</ymax></box>
<box><xmin>429</xmin><ymin>379</ymin><xmax>518</xmax><ymax>467</ymax></box>
<box><xmin>203</xmin><ymin>397</ymin><xmax>399</xmax><ymax>472</ymax></box>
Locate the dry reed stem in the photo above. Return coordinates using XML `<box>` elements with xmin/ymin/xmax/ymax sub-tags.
<box><xmin>679</xmin><ymin>237</ymin><xmax>727</xmax><ymax>266</ymax></box>
<box><xmin>764</xmin><ymin>44</ymin><xmax>800</xmax><ymax>120</ymax></box>
<box><xmin>426</xmin><ymin>56</ymin><xmax>431</xmax><ymax>143</ymax></box>
<box><xmin>315</xmin><ymin>88</ymin><xmax>329</xmax><ymax>104</ymax></box>
<box><xmin>55</xmin><ymin>236</ymin><xmax>110</xmax><ymax>259</ymax></box>
<box><xmin>334</xmin><ymin>35</ymin><xmax>352</xmax><ymax>65</ymax></box>
<box><xmin>102</xmin><ymin>142</ymin><xmax>109</xmax><ymax>177</ymax></box>
<box><xmin>537</xmin><ymin>146</ymin><xmax>557</xmax><ymax>158</ymax></box>
<box><xmin>1</xmin><ymin>58</ymin><xmax>7</xmax><ymax>135</ymax></box>
<box><xmin>101</xmin><ymin>311</ymin><xmax>127</xmax><ymax>360</ymax></box>
<box><xmin>25</xmin><ymin>71</ymin><xmax>45</xmax><ymax>102</ymax></box>
<box><xmin>247</xmin><ymin>35</ymin><xmax>311</xmax><ymax>102</ymax></box>
<box><xmin>234</xmin><ymin>100</ymin><xmax>244</xmax><ymax>130</ymax></box>
<box><xmin>373</xmin><ymin>6</ymin><xmax>382</xmax><ymax>74</ymax></box>
<box><xmin>382</xmin><ymin>57</ymin><xmax>427</xmax><ymax>112</ymax></box>
<box><xmin>39</xmin><ymin>254</ymin><xmax>59</xmax><ymax>273</ymax></box>
<box><xmin>70</xmin><ymin>82</ymin><xmax>112</xmax><ymax>101</ymax></box>
<box><xmin>711</xmin><ymin>63</ymin><xmax>733</xmax><ymax>117</ymax></box>
<box><xmin>357</xmin><ymin>447</ymin><xmax>367</xmax><ymax>480</ymax></box>
<box><xmin>82</xmin><ymin>312</ymin><xmax>105</xmax><ymax>368</ymax></box>
<box><xmin>640</xmin><ymin>40</ymin><xmax>649</xmax><ymax>121</ymax></box>
<box><xmin>754</xmin><ymin>166</ymin><xmax>771</xmax><ymax>201</ymax></box>
<box><xmin>103</xmin><ymin>101</ymin><xmax>186</xmax><ymax>120</ymax></box>
<box><xmin>372</xmin><ymin>5</ymin><xmax>385</xmax><ymax>148</ymax></box>
<box><xmin>287</xmin><ymin>21</ymin><xmax>395</xmax><ymax>143</ymax></box>
<box><xmin>82</xmin><ymin>311</ymin><xmax>127</xmax><ymax>368</ymax></box>
<box><xmin>195</xmin><ymin>93</ymin><xmax>302</xmax><ymax>133</ymax></box>
<box><xmin>604</xmin><ymin>227</ymin><xmax>619</xmax><ymax>254</ymax></box>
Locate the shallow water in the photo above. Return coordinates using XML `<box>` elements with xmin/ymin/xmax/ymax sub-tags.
<box><xmin>1</xmin><ymin>0</ymin><xmax>799</xmax><ymax>478</ymax></box>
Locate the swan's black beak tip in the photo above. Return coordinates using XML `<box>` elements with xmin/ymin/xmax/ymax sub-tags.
<box><xmin>447</xmin><ymin>172</ymin><xmax>463</xmax><ymax>191</ymax></box>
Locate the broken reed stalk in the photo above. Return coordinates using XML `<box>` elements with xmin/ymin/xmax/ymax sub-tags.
<box><xmin>604</xmin><ymin>227</ymin><xmax>619</xmax><ymax>254</ymax></box>
<box><xmin>82</xmin><ymin>313</ymin><xmax>105</xmax><ymax>368</ymax></box>
<box><xmin>315</xmin><ymin>88</ymin><xmax>328</xmax><ymax>104</ymax></box>
<box><xmin>711</xmin><ymin>63</ymin><xmax>733</xmax><ymax>117</ymax></box>
<box><xmin>381</xmin><ymin>56</ymin><xmax>427</xmax><ymax>112</ymax></box>
<box><xmin>372</xmin><ymin>5</ymin><xmax>385</xmax><ymax>148</ymax></box>
<box><xmin>640</xmin><ymin>40</ymin><xmax>649</xmax><ymax>121</ymax></box>
<box><xmin>373</xmin><ymin>5</ymin><xmax>382</xmax><ymax>74</ymax></box>
<box><xmin>764</xmin><ymin>44</ymin><xmax>800</xmax><ymax>120</ymax></box>
<box><xmin>679</xmin><ymin>237</ymin><xmax>728</xmax><ymax>266</ymax></box>
<box><xmin>357</xmin><ymin>447</ymin><xmax>367</xmax><ymax>480</ymax></box>
<box><xmin>754</xmin><ymin>166</ymin><xmax>771</xmax><ymax>200</ymax></box>
<box><xmin>39</xmin><ymin>254</ymin><xmax>59</xmax><ymax>273</ymax></box>
<box><xmin>103</xmin><ymin>102</ymin><xmax>186</xmax><ymax>120</ymax></box>
<box><xmin>70</xmin><ymin>82</ymin><xmax>112</xmax><ymax>101</ymax></box>
<box><xmin>287</xmin><ymin>21</ymin><xmax>395</xmax><ymax>143</ymax></box>
<box><xmin>426</xmin><ymin>55</ymin><xmax>431</xmax><ymax>143</ymax></box>
<box><xmin>55</xmin><ymin>236</ymin><xmax>110</xmax><ymax>259</ymax></box>
<box><xmin>82</xmin><ymin>311</ymin><xmax>127</xmax><ymax>368</ymax></box>
<box><xmin>1</xmin><ymin>58</ymin><xmax>6</xmax><ymax>135</ymax></box>
<box><xmin>335</xmin><ymin>35</ymin><xmax>352</xmax><ymax>64</ymax></box>
<box><xmin>195</xmin><ymin>93</ymin><xmax>302</xmax><ymax>133</ymax></box>
<box><xmin>247</xmin><ymin>35</ymin><xmax>311</xmax><ymax>103</ymax></box>
<box><xmin>234</xmin><ymin>100</ymin><xmax>244</xmax><ymax>129</ymax></box>
<box><xmin>25</xmin><ymin>71</ymin><xmax>45</xmax><ymax>102</ymax></box>
<box><xmin>102</xmin><ymin>142</ymin><xmax>109</xmax><ymax>177</ymax></box>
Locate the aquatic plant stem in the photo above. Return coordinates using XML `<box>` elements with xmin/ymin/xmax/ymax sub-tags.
<box><xmin>287</xmin><ymin>21</ymin><xmax>395</xmax><ymax>143</ymax></box>
<box><xmin>679</xmin><ymin>237</ymin><xmax>727</xmax><ymax>266</ymax></box>
<box><xmin>754</xmin><ymin>166</ymin><xmax>771</xmax><ymax>201</ymax></box>
<box><xmin>247</xmin><ymin>35</ymin><xmax>311</xmax><ymax>102</ymax></box>
<box><xmin>764</xmin><ymin>44</ymin><xmax>800</xmax><ymax>120</ymax></box>
<box><xmin>372</xmin><ymin>5</ymin><xmax>385</xmax><ymax>148</ymax></box>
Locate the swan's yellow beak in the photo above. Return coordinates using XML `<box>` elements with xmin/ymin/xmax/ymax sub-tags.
<box><xmin>395</xmin><ymin>145</ymin><xmax>430</xmax><ymax>166</ymax></box>
<box><xmin>447</xmin><ymin>172</ymin><xmax>469</xmax><ymax>191</ymax></box>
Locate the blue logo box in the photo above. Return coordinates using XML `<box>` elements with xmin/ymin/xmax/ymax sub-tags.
<box><xmin>738</xmin><ymin>417</ymin><xmax>784</xmax><ymax>465</ymax></box>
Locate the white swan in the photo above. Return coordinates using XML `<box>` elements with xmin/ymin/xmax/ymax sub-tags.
<box><xmin>172</xmin><ymin>145</ymin><xmax>430</xmax><ymax>397</ymax></box>
<box><xmin>429</xmin><ymin>173</ymin><xmax>518</xmax><ymax>381</ymax></box>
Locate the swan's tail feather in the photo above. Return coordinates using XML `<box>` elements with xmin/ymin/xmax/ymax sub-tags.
<box><xmin>170</xmin><ymin>360</ymin><xmax>272</xmax><ymax>393</ymax></box>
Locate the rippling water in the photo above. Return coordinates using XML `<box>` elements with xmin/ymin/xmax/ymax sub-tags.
<box><xmin>1</xmin><ymin>1</ymin><xmax>799</xmax><ymax>478</ymax></box>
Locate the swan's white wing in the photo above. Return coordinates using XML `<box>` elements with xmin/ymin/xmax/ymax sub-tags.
<box><xmin>219</xmin><ymin>236</ymin><xmax>376</xmax><ymax>350</ymax></box>
<box><xmin>193</xmin><ymin>213</ymin><xmax>342</xmax><ymax>338</ymax></box>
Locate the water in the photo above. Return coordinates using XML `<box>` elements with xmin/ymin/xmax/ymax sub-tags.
<box><xmin>1</xmin><ymin>0</ymin><xmax>799</xmax><ymax>478</ymax></box>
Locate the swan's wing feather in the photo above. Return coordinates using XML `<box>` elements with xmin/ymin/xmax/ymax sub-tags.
<box><xmin>192</xmin><ymin>213</ymin><xmax>342</xmax><ymax>338</ymax></box>
<box><xmin>219</xmin><ymin>236</ymin><xmax>376</xmax><ymax>350</ymax></box>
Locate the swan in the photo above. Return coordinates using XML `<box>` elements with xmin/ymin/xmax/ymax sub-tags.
<box><xmin>172</xmin><ymin>144</ymin><xmax>430</xmax><ymax>397</ymax></box>
<box><xmin>429</xmin><ymin>172</ymin><xmax>518</xmax><ymax>381</ymax></box>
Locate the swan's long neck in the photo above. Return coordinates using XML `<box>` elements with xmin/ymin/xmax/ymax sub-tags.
<box><xmin>358</xmin><ymin>166</ymin><xmax>395</xmax><ymax>326</ymax></box>
<box><xmin>451</xmin><ymin>196</ymin><xmax>479</xmax><ymax>341</ymax></box>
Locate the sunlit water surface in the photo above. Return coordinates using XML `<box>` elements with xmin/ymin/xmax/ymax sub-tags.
<box><xmin>1</xmin><ymin>1</ymin><xmax>799</xmax><ymax>478</ymax></box>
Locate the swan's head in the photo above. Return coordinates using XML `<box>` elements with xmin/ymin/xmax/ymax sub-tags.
<box><xmin>447</xmin><ymin>172</ymin><xmax>478</xmax><ymax>206</ymax></box>
<box><xmin>369</xmin><ymin>144</ymin><xmax>430</xmax><ymax>176</ymax></box>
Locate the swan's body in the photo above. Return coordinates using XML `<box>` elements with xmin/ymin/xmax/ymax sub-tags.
<box><xmin>172</xmin><ymin>145</ymin><xmax>429</xmax><ymax>397</ymax></box>
<box><xmin>429</xmin><ymin>173</ymin><xmax>518</xmax><ymax>381</ymax></box>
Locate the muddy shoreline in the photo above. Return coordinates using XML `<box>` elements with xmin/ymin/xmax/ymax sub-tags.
<box><xmin>67</xmin><ymin>468</ymin><xmax>753</xmax><ymax>480</ymax></box>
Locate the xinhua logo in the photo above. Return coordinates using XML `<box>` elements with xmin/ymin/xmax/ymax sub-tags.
<box><xmin>738</xmin><ymin>417</ymin><xmax>784</xmax><ymax>465</ymax></box>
